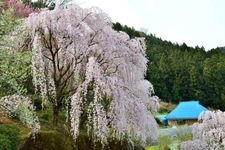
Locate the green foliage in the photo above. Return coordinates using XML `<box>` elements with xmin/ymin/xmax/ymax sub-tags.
<box><xmin>0</xmin><ymin>11</ymin><xmax>20</xmax><ymax>36</ymax></box>
<box><xmin>145</xmin><ymin>36</ymin><xmax>225</xmax><ymax>110</ymax></box>
<box><xmin>17</xmin><ymin>100</ymin><xmax>37</xmax><ymax>128</ymax></box>
<box><xmin>31</xmin><ymin>1</ymin><xmax>49</xmax><ymax>8</ymax></box>
<box><xmin>113</xmin><ymin>22</ymin><xmax>144</xmax><ymax>38</ymax></box>
<box><xmin>158</xmin><ymin>135</ymin><xmax>172</xmax><ymax>150</ymax></box>
<box><xmin>158</xmin><ymin>107</ymin><xmax>170</xmax><ymax>114</ymax></box>
<box><xmin>0</xmin><ymin>49</ymin><xmax>32</xmax><ymax>97</ymax></box>
<box><xmin>145</xmin><ymin>145</ymin><xmax>159</xmax><ymax>150</ymax></box>
<box><xmin>156</xmin><ymin>126</ymin><xmax>192</xmax><ymax>150</ymax></box>
<box><xmin>176</xmin><ymin>127</ymin><xmax>192</xmax><ymax>142</ymax></box>
<box><xmin>37</xmin><ymin>108</ymin><xmax>53</xmax><ymax>128</ymax></box>
<box><xmin>32</xmin><ymin>95</ymin><xmax>43</xmax><ymax>111</ymax></box>
<box><xmin>158</xmin><ymin>102</ymin><xmax>176</xmax><ymax>114</ymax></box>
<box><xmin>0</xmin><ymin>134</ymin><xmax>13</xmax><ymax>150</ymax></box>
<box><xmin>37</xmin><ymin>106</ymin><xmax>67</xmax><ymax>130</ymax></box>
<box><xmin>0</xmin><ymin>124</ymin><xmax>20</xmax><ymax>150</ymax></box>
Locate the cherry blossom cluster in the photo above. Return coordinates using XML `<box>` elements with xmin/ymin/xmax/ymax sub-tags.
<box><xmin>181</xmin><ymin>110</ymin><xmax>225</xmax><ymax>150</ymax></box>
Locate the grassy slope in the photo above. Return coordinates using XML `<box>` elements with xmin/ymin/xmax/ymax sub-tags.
<box><xmin>0</xmin><ymin>113</ymin><xmax>31</xmax><ymax>140</ymax></box>
<box><xmin>158</xmin><ymin>101</ymin><xmax>176</xmax><ymax>114</ymax></box>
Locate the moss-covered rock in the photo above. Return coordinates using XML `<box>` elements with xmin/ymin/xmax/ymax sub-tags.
<box><xmin>19</xmin><ymin>131</ymin><xmax>75</xmax><ymax>150</ymax></box>
<box><xmin>20</xmin><ymin>130</ymin><xmax>145</xmax><ymax>150</ymax></box>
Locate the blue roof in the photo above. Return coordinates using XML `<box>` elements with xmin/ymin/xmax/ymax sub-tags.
<box><xmin>165</xmin><ymin>101</ymin><xmax>207</xmax><ymax>119</ymax></box>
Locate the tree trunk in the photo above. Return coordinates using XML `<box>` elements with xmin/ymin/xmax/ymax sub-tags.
<box><xmin>53</xmin><ymin>105</ymin><xmax>59</xmax><ymax>126</ymax></box>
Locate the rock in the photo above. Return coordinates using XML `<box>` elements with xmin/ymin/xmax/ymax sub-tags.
<box><xmin>20</xmin><ymin>131</ymin><xmax>145</xmax><ymax>150</ymax></box>
<box><xmin>19</xmin><ymin>131</ymin><xmax>75</xmax><ymax>150</ymax></box>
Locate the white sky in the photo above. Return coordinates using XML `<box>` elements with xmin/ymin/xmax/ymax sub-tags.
<box><xmin>77</xmin><ymin>0</ymin><xmax>225</xmax><ymax>50</ymax></box>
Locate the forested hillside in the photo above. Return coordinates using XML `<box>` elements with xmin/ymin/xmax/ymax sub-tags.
<box><xmin>113</xmin><ymin>22</ymin><xmax>225</xmax><ymax>110</ymax></box>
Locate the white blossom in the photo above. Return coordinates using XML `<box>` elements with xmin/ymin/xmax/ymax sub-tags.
<box><xmin>180</xmin><ymin>139</ymin><xmax>207</xmax><ymax>150</ymax></box>
<box><xmin>181</xmin><ymin>110</ymin><xmax>225</xmax><ymax>150</ymax></box>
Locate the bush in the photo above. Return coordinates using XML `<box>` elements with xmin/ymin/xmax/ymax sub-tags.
<box><xmin>158</xmin><ymin>135</ymin><xmax>172</xmax><ymax>150</ymax></box>
<box><xmin>0</xmin><ymin>50</ymin><xmax>32</xmax><ymax>97</ymax></box>
<box><xmin>0</xmin><ymin>124</ymin><xmax>20</xmax><ymax>150</ymax></box>
<box><xmin>0</xmin><ymin>12</ymin><xmax>19</xmax><ymax>36</ymax></box>
<box><xmin>3</xmin><ymin>0</ymin><xmax>35</xmax><ymax>18</ymax></box>
<box><xmin>0</xmin><ymin>134</ymin><xmax>13</xmax><ymax>150</ymax></box>
<box><xmin>177</xmin><ymin>126</ymin><xmax>192</xmax><ymax>142</ymax></box>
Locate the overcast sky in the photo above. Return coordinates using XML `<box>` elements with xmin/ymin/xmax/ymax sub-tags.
<box><xmin>77</xmin><ymin>0</ymin><xmax>225</xmax><ymax>50</ymax></box>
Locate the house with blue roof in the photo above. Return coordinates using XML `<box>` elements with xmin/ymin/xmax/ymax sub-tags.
<box><xmin>165</xmin><ymin>101</ymin><xmax>207</xmax><ymax>125</ymax></box>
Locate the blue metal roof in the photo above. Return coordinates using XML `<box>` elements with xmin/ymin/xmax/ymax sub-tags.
<box><xmin>165</xmin><ymin>101</ymin><xmax>207</xmax><ymax>119</ymax></box>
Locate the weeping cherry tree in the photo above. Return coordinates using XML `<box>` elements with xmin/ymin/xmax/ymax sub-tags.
<box><xmin>27</xmin><ymin>3</ymin><xmax>159</xmax><ymax>146</ymax></box>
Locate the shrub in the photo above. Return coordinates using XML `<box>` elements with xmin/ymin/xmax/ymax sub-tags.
<box><xmin>31</xmin><ymin>95</ymin><xmax>43</xmax><ymax>111</ymax></box>
<box><xmin>0</xmin><ymin>134</ymin><xmax>13</xmax><ymax>150</ymax></box>
<box><xmin>3</xmin><ymin>0</ymin><xmax>35</xmax><ymax>17</ymax></box>
<box><xmin>0</xmin><ymin>12</ymin><xmax>19</xmax><ymax>36</ymax></box>
<box><xmin>158</xmin><ymin>125</ymin><xmax>192</xmax><ymax>149</ymax></box>
<box><xmin>158</xmin><ymin>135</ymin><xmax>172</xmax><ymax>150</ymax></box>
<box><xmin>0</xmin><ymin>50</ymin><xmax>32</xmax><ymax>97</ymax></box>
<box><xmin>176</xmin><ymin>126</ymin><xmax>192</xmax><ymax>142</ymax></box>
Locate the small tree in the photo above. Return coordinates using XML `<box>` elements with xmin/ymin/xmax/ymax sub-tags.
<box><xmin>27</xmin><ymin>4</ymin><xmax>158</xmax><ymax>146</ymax></box>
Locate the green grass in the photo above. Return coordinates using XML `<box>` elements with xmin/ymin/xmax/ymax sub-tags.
<box><xmin>0</xmin><ymin>124</ymin><xmax>20</xmax><ymax>150</ymax></box>
<box><xmin>0</xmin><ymin>113</ymin><xmax>31</xmax><ymax>140</ymax></box>
<box><xmin>146</xmin><ymin>145</ymin><xmax>159</xmax><ymax>150</ymax></box>
<box><xmin>148</xmin><ymin>125</ymin><xmax>193</xmax><ymax>150</ymax></box>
